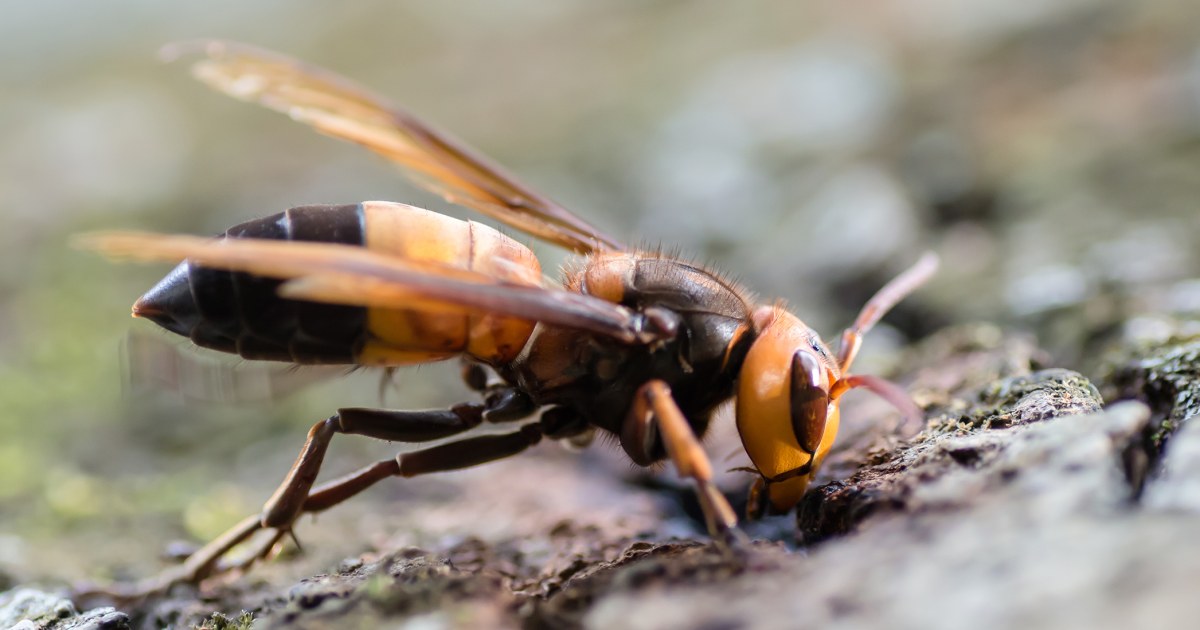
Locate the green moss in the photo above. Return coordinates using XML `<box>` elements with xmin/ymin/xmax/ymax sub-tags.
<box><xmin>959</xmin><ymin>369</ymin><xmax>1103</xmax><ymax>430</ymax></box>
<box><xmin>196</xmin><ymin>610</ymin><xmax>254</xmax><ymax>630</ymax></box>
<box><xmin>1105</xmin><ymin>336</ymin><xmax>1200</xmax><ymax>448</ymax></box>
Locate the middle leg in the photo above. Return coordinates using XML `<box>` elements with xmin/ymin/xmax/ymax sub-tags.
<box><xmin>264</xmin><ymin>384</ymin><xmax>535</xmax><ymax>529</ymax></box>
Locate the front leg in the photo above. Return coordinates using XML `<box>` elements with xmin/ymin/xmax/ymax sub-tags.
<box><xmin>621</xmin><ymin>379</ymin><xmax>743</xmax><ymax>545</ymax></box>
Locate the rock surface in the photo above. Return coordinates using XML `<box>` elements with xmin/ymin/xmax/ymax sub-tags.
<box><xmin>6</xmin><ymin>324</ymin><xmax>1198</xmax><ymax>629</ymax></box>
<box><xmin>0</xmin><ymin>588</ymin><xmax>129</xmax><ymax>630</ymax></box>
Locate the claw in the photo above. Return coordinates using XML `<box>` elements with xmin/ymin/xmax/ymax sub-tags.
<box><xmin>286</xmin><ymin>529</ymin><xmax>304</xmax><ymax>554</ymax></box>
<box><xmin>719</xmin><ymin>526</ymin><xmax>752</xmax><ymax>555</ymax></box>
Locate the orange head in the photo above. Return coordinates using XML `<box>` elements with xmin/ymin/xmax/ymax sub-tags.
<box><xmin>734</xmin><ymin>253</ymin><xmax>937</xmax><ymax>515</ymax></box>
<box><xmin>735</xmin><ymin>305</ymin><xmax>843</xmax><ymax>514</ymax></box>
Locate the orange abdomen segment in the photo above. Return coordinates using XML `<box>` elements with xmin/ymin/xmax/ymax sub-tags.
<box><xmin>358</xmin><ymin>201</ymin><xmax>542</xmax><ymax>366</ymax></box>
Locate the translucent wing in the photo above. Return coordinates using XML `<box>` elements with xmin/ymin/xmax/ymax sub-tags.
<box><xmin>163</xmin><ymin>40</ymin><xmax>623</xmax><ymax>254</ymax></box>
<box><xmin>79</xmin><ymin>231</ymin><xmax>669</xmax><ymax>346</ymax></box>
<box><xmin>122</xmin><ymin>329</ymin><xmax>349</xmax><ymax>404</ymax></box>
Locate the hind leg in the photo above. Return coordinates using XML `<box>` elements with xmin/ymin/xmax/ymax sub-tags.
<box><xmin>84</xmin><ymin>390</ymin><xmax>536</xmax><ymax>600</ymax></box>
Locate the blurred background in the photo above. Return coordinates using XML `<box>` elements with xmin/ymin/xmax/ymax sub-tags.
<box><xmin>3</xmin><ymin>0</ymin><xmax>1200</xmax><ymax>588</ymax></box>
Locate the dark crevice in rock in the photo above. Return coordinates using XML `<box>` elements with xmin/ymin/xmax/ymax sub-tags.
<box><xmin>1103</xmin><ymin>336</ymin><xmax>1200</xmax><ymax>499</ymax></box>
<box><xmin>525</xmin><ymin>541</ymin><xmax>780</xmax><ymax>630</ymax></box>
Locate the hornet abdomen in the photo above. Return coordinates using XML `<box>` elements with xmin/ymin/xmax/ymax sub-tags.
<box><xmin>134</xmin><ymin>201</ymin><xmax>542</xmax><ymax>366</ymax></box>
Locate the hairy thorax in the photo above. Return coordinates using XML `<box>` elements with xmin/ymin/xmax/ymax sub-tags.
<box><xmin>506</xmin><ymin>252</ymin><xmax>758</xmax><ymax>441</ymax></box>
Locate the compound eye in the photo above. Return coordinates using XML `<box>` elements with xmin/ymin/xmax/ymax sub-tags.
<box><xmin>790</xmin><ymin>351</ymin><xmax>829</xmax><ymax>455</ymax></box>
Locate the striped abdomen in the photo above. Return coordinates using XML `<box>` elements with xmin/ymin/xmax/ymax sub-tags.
<box><xmin>134</xmin><ymin>202</ymin><xmax>542</xmax><ymax>366</ymax></box>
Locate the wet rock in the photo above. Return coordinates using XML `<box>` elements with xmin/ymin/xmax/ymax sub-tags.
<box><xmin>799</xmin><ymin>366</ymin><xmax>1107</xmax><ymax>541</ymax></box>
<box><xmin>1105</xmin><ymin>334</ymin><xmax>1200</xmax><ymax>446</ymax></box>
<box><xmin>0</xmin><ymin>588</ymin><xmax>129</xmax><ymax>630</ymax></box>
<box><xmin>601</xmin><ymin>402</ymin><xmax>1200</xmax><ymax>630</ymax></box>
<box><xmin>963</xmin><ymin>368</ymin><xmax>1103</xmax><ymax>429</ymax></box>
<box><xmin>37</xmin><ymin>325</ymin><xmax>1200</xmax><ymax>629</ymax></box>
<box><xmin>532</xmin><ymin>541</ymin><xmax>786</xmax><ymax>630</ymax></box>
<box><xmin>1144</xmin><ymin>417</ymin><xmax>1200</xmax><ymax>512</ymax></box>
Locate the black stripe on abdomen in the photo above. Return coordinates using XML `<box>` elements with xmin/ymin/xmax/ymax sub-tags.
<box><xmin>182</xmin><ymin>204</ymin><xmax>369</xmax><ymax>363</ymax></box>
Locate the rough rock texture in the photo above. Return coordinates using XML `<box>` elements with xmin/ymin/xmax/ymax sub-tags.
<box><xmin>0</xmin><ymin>589</ymin><xmax>129</xmax><ymax>630</ymax></box>
<box><xmin>603</xmin><ymin>403</ymin><xmax>1160</xmax><ymax>630</ymax></box>
<box><xmin>1106</xmin><ymin>334</ymin><xmax>1200</xmax><ymax>449</ymax></box>
<box><xmin>8</xmin><ymin>325</ymin><xmax>1200</xmax><ymax>629</ymax></box>
<box><xmin>797</xmin><ymin>367</ymin><xmax>1106</xmax><ymax>542</ymax></box>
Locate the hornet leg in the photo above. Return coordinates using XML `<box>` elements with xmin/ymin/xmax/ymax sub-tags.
<box><xmin>259</xmin><ymin>391</ymin><xmax>530</xmax><ymax>530</ymax></box>
<box><xmin>84</xmin><ymin>391</ymin><xmax>536</xmax><ymax>601</ymax></box>
<box><xmin>622</xmin><ymin>379</ymin><xmax>744</xmax><ymax>547</ymax></box>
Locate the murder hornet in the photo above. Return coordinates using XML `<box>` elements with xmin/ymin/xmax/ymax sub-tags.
<box><xmin>81</xmin><ymin>41</ymin><xmax>938</xmax><ymax>596</ymax></box>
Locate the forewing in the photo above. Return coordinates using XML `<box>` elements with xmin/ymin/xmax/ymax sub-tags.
<box><xmin>79</xmin><ymin>231</ymin><xmax>661</xmax><ymax>345</ymax></box>
<box><xmin>163</xmin><ymin>40</ymin><xmax>622</xmax><ymax>254</ymax></box>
